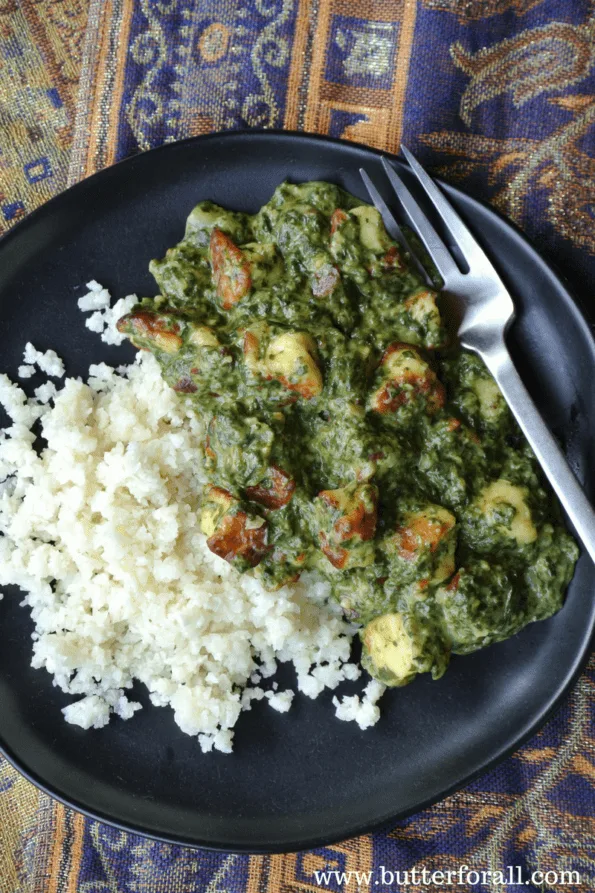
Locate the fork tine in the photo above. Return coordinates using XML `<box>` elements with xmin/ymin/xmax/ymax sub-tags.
<box><xmin>400</xmin><ymin>145</ymin><xmax>493</xmax><ymax>275</ymax></box>
<box><xmin>380</xmin><ymin>156</ymin><xmax>460</xmax><ymax>284</ymax></box>
<box><xmin>359</xmin><ymin>168</ymin><xmax>431</xmax><ymax>285</ymax></box>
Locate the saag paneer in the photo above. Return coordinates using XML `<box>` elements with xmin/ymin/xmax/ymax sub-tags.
<box><xmin>117</xmin><ymin>181</ymin><xmax>578</xmax><ymax>687</ymax></box>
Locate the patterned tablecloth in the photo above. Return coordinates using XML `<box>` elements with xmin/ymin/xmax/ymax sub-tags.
<box><xmin>1</xmin><ymin>2</ymin><xmax>594</xmax><ymax>891</ymax></box>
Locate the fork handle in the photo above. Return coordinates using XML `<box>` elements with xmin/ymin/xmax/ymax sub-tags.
<box><xmin>482</xmin><ymin>344</ymin><xmax>595</xmax><ymax>564</ymax></box>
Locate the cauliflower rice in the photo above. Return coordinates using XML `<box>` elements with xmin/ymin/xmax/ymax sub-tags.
<box><xmin>0</xmin><ymin>283</ymin><xmax>384</xmax><ymax>752</ymax></box>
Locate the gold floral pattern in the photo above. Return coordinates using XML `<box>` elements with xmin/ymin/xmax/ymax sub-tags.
<box><xmin>422</xmin><ymin>0</ymin><xmax>547</xmax><ymax>20</ymax></box>
<box><xmin>0</xmin><ymin>0</ymin><xmax>87</xmax><ymax>235</ymax></box>
<box><xmin>451</xmin><ymin>18</ymin><xmax>595</xmax><ymax>125</ymax></box>
<box><xmin>423</xmin><ymin>99</ymin><xmax>595</xmax><ymax>256</ymax></box>
<box><xmin>421</xmin><ymin>14</ymin><xmax>595</xmax><ymax>257</ymax></box>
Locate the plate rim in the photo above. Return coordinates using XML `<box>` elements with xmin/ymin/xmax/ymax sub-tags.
<box><xmin>0</xmin><ymin>128</ymin><xmax>594</xmax><ymax>853</ymax></box>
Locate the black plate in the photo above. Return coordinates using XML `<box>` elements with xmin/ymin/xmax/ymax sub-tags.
<box><xmin>0</xmin><ymin>131</ymin><xmax>594</xmax><ymax>853</ymax></box>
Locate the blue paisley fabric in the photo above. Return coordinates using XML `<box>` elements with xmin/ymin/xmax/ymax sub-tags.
<box><xmin>0</xmin><ymin>1</ymin><xmax>594</xmax><ymax>891</ymax></box>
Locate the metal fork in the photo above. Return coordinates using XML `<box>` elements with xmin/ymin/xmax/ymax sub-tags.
<box><xmin>361</xmin><ymin>147</ymin><xmax>595</xmax><ymax>564</ymax></box>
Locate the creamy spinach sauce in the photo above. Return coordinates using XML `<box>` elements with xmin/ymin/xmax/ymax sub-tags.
<box><xmin>117</xmin><ymin>181</ymin><xmax>578</xmax><ymax>687</ymax></box>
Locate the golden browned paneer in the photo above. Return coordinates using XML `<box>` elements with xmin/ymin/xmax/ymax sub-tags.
<box><xmin>264</xmin><ymin>332</ymin><xmax>323</xmax><ymax>400</ymax></box>
<box><xmin>116</xmin><ymin>309</ymin><xmax>183</xmax><ymax>354</ymax></box>
<box><xmin>386</xmin><ymin>504</ymin><xmax>457</xmax><ymax>590</ymax></box>
<box><xmin>210</xmin><ymin>228</ymin><xmax>251</xmax><ymax>310</ymax></box>
<box><xmin>404</xmin><ymin>288</ymin><xmax>445</xmax><ymax>349</ymax></box>
<box><xmin>368</xmin><ymin>342</ymin><xmax>445</xmax><ymax>417</ymax></box>
<box><xmin>395</xmin><ymin>506</ymin><xmax>455</xmax><ymax>560</ymax></box>
<box><xmin>245</xmin><ymin>465</ymin><xmax>296</xmax><ymax>510</ymax></box>
<box><xmin>315</xmin><ymin>481</ymin><xmax>378</xmax><ymax>570</ymax></box>
<box><xmin>200</xmin><ymin>485</ymin><xmax>269</xmax><ymax>570</ymax></box>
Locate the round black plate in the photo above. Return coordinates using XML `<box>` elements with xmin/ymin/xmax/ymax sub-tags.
<box><xmin>0</xmin><ymin>131</ymin><xmax>594</xmax><ymax>853</ymax></box>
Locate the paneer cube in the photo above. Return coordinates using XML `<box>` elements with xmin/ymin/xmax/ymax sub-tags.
<box><xmin>200</xmin><ymin>485</ymin><xmax>269</xmax><ymax>571</ymax></box>
<box><xmin>368</xmin><ymin>342</ymin><xmax>445</xmax><ymax>417</ymax></box>
<box><xmin>245</xmin><ymin>465</ymin><xmax>296</xmax><ymax>510</ymax></box>
<box><xmin>264</xmin><ymin>332</ymin><xmax>323</xmax><ymax>399</ymax></box>
<box><xmin>361</xmin><ymin>610</ymin><xmax>449</xmax><ymax>687</ymax></box>
<box><xmin>475</xmin><ymin>480</ymin><xmax>538</xmax><ymax>545</ymax></box>
<box><xmin>185</xmin><ymin>200</ymin><xmax>248</xmax><ymax>245</ymax></box>
<box><xmin>315</xmin><ymin>481</ymin><xmax>378</xmax><ymax>569</ymax></box>
<box><xmin>116</xmin><ymin>309</ymin><xmax>183</xmax><ymax>354</ymax></box>
<box><xmin>385</xmin><ymin>504</ymin><xmax>456</xmax><ymax>589</ymax></box>
<box><xmin>404</xmin><ymin>288</ymin><xmax>445</xmax><ymax>349</ymax></box>
<box><xmin>472</xmin><ymin>376</ymin><xmax>506</xmax><ymax>423</ymax></box>
<box><xmin>329</xmin><ymin>204</ymin><xmax>401</xmax><ymax>275</ymax></box>
<box><xmin>200</xmin><ymin>485</ymin><xmax>236</xmax><ymax>537</ymax></box>
<box><xmin>350</xmin><ymin>205</ymin><xmax>390</xmax><ymax>253</ymax></box>
<box><xmin>210</xmin><ymin>228</ymin><xmax>251</xmax><ymax>310</ymax></box>
<box><xmin>188</xmin><ymin>325</ymin><xmax>220</xmax><ymax>349</ymax></box>
<box><xmin>394</xmin><ymin>506</ymin><xmax>455</xmax><ymax>557</ymax></box>
<box><xmin>361</xmin><ymin>613</ymin><xmax>420</xmax><ymax>687</ymax></box>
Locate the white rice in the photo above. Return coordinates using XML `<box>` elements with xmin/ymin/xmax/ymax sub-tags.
<box><xmin>34</xmin><ymin>382</ymin><xmax>58</xmax><ymax>405</ymax></box>
<box><xmin>22</xmin><ymin>342</ymin><xmax>65</xmax><ymax>378</ymax></box>
<box><xmin>0</xmin><ymin>283</ymin><xmax>385</xmax><ymax>752</ymax></box>
<box><xmin>78</xmin><ymin>280</ymin><xmax>137</xmax><ymax>345</ymax></box>
<box><xmin>77</xmin><ymin>280</ymin><xmax>111</xmax><ymax>312</ymax></box>
<box><xmin>333</xmin><ymin>679</ymin><xmax>386</xmax><ymax>730</ymax></box>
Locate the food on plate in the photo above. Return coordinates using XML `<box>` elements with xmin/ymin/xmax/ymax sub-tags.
<box><xmin>0</xmin><ymin>182</ymin><xmax>578</xmax><ymax>750</ymax></box>
<box><xmin>113</xmin><ymin>181</ymin><xmax>577</xmax><ymax>688</ymax></box>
